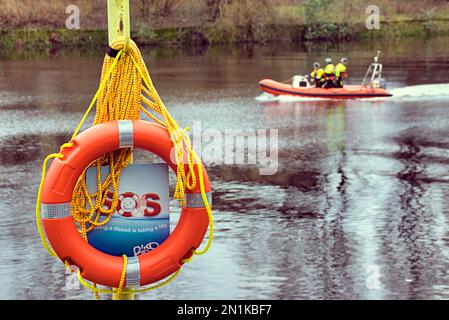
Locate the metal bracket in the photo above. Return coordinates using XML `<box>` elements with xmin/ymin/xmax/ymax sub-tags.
<box><xmin>361</xmin><ymin>51</ymin><xmax>383</xmax><ymax>87</ymax></box>
<box><xmin>107</xmin><ymin>0</ymin><xmax>130</xmax><ymax>52</ymax></box>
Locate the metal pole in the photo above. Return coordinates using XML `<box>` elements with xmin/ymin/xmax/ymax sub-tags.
<box><xmin>107</xmin><ymin>0</ymin><xmax>130</xmax><ymax>52</ymax></box>
<box><xmin>107</xmin><ymin>2</ymin><xmax>134</xmax><ymax>300</ymax></box>
<box><xmin>361</xmin><ymin>64</ymin><xmax>372</xmax><ymax>86</ymax></box>
<box><xmin>112</xmin><ymin>287</ymin><xmax>135</xmax><ymax>300</ymax></box>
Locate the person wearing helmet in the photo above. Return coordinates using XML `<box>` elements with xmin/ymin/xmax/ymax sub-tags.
<box><xmin>323</xmin><ymin>58</ymin><xmax>335</xmax><ymax>88</ymax></box>
<box><xmin>335</xmin><ymin>57</ymin><xmax>348</xmax><ymax>88</ymax></box>
<box><xmin>310</xmin><ymin>62</ymin><xmax>325</xmax><ymax>87</ymax></box>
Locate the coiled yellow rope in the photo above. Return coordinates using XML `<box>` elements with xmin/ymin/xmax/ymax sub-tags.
<box><xmin>36</xmin><ymin>39</ymin><xmax>214</xmax><ymax>299</ymax></box>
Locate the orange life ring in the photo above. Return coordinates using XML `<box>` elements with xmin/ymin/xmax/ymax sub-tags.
<box><xmin>40</xmin><ymin>120</ymin><xmax>211</xmax><ymax>288</ymax></box>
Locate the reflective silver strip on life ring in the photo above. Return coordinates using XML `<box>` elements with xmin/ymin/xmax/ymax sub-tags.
<box><xmin>41</xmin><ymin>203</ymin><xmax>71</xmax><ymax>219</ymax></box>
<box><xmin>184</xmin><ymin>192</ymin><xmax>212</xmax><ymax>208</ymax></box>
<box><xmin>126</xmin><ymin>256</ymin><xmax>141</xmax><ymax>287</ymax></box>
<box><xmin>118</xmin><ymin>120</ymin><xmax>134</xmax><ymax>148</ymax></box>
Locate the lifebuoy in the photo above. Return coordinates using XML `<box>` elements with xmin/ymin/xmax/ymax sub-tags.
<box><xmin>117</xmin><ymin>192</ymin><xmax>140</xmax><ymax>217</ymax></box>
<box><xmin>40</xmin><ymin>120</ymin><xmax>211</xmax><ymax>288</ymax></box>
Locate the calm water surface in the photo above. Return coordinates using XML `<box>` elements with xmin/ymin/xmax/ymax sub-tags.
<box><xmin>1</xmin><ymin>37</ymin><xmax>449</xmax><ymax>299</ymax></box>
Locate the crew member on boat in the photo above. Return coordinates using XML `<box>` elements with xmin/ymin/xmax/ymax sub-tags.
<box><xmin>335</xmin><ymin>57</ymin><xmax>348</xmax><ymax>88</ymax></box>
<box><xmin>323</xmin><ymin>58</ymin><xmax>335</xmax><ymax>88</ymax></box>
<box><xmin>310</xmin><ymin>62</ymin><xmax>325</xmax><ymax>88</ymax></box>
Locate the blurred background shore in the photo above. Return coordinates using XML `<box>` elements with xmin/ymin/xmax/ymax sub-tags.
<box><xmin>1</xmin><ymin>0</ymin><xmax>449</xmax><ymax>53</ymax></box>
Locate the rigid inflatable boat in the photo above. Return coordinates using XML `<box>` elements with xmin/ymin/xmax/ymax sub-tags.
<box><xmin>259</xmin><ymin>51</ymin><xmax>393</xmax><ymax>100</ymax></box>
<box><xmin>259</xmin><ymin>79</ymin><xmax>392</xmax><ymax>99</ymax></box>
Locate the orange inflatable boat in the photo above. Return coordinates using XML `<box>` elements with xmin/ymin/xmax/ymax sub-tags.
<box><xmin>259</xmin><ymin>79</ymin><xmax>393</xmax><ymax>99</ymax></box>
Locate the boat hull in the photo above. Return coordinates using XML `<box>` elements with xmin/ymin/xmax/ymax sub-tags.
<box><xmin>259</xmin><ymin>79</ymin><xmax>393</xmax><ymax>99</ymax></box>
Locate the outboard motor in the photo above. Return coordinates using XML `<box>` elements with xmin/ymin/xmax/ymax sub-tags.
<box><xmin>299</xmin><ymin>77</ymin><xmax>309</xmax><ymax>87</ymax></box>
<box><xmin>292</xmin><ymin>75</ymin><xmax>311</xmax><ymax>88</ymax></box>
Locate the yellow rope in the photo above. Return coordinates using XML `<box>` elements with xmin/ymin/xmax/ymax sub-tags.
<box><xmin>67</xmin><ymin>255</ymin><xmax>194</xmax><ymax>295</ymax></box>
<box><xmin>116</xmin><ymin>255</ymin><xmax>128</xmax><ymax>296</ymax></box>
<box><xmin>192</xmin><ymin>153</ymin><xmax>213</xmax><ymax>255</ymax></box>
<box><xmin>36</xmin><ymin>39</ymin><xmax>214</xmax><ymax>298</ymax></box>
<box><xmin>35</xmin><ymin>153</ymin><xmax>64</xmax><ymax>258</ymax></box>
<box><xmin>77</xmin><ymin>263</ymin><xmax>181</xmax><ymax>295</ymax></box>
<box><xmin>70</xmin><ymin>39</ymin><xmax>199</xmax><ymax>237</ymax></box>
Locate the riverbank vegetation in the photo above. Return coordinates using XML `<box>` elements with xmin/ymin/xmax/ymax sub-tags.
<box><xmin>1</xmin><ymin>0</ymin><xmax>449</xmax><ymax>50</ymax></box>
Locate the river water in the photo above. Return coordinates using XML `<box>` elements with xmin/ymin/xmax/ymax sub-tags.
<box><xmin>1</xmin><ymin>37</ymin><xmax>449</xmax><ymax>300</ymax></box>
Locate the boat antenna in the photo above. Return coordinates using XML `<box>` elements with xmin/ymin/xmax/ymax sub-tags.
<box><xmin>374</xmin><ymin>50</ymin><xmax>381</xmax><ymax>63</ymax></box>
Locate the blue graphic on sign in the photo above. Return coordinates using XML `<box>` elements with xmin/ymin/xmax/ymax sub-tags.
<box><xmin>85</xmin><ymin>164</ymin><xmax>170</xmax><ymax>257</ymax></box>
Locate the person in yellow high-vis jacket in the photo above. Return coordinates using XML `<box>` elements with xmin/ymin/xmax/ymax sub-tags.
<box><xmin>323</xmin><ymin>58</ymin><xmax>335</xmax><ymax>88</ymax></box>
<box><xmin>335</xmin><ymin>57</ymin><xmax>348</xmax><ymax>88</ymax></box>
<box><xmin>310</xmin><ymin>62</ymin><xmax>325</xmax><ymax>87</ymax></box>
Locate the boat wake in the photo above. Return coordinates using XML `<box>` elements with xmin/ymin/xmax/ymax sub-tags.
<box><xmin>255</xmin><ymin>92</ymin><xmax>328</xmax><ymax>102</ymax></box>
<box><xmin>390</xmin><ymin>83</ymin><xmax>449</xmax><ymax>99</ymax></box>
<box><xmin>0</xmin><ymin>91</ymin><xmax>33</xmax><ymax>107</ymax></box>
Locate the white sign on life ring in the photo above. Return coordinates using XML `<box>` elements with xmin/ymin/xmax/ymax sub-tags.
<box><xmin>85</xmin><ymin>163</ymin><xmax>170</xmax><ymax>257</ymax></box>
